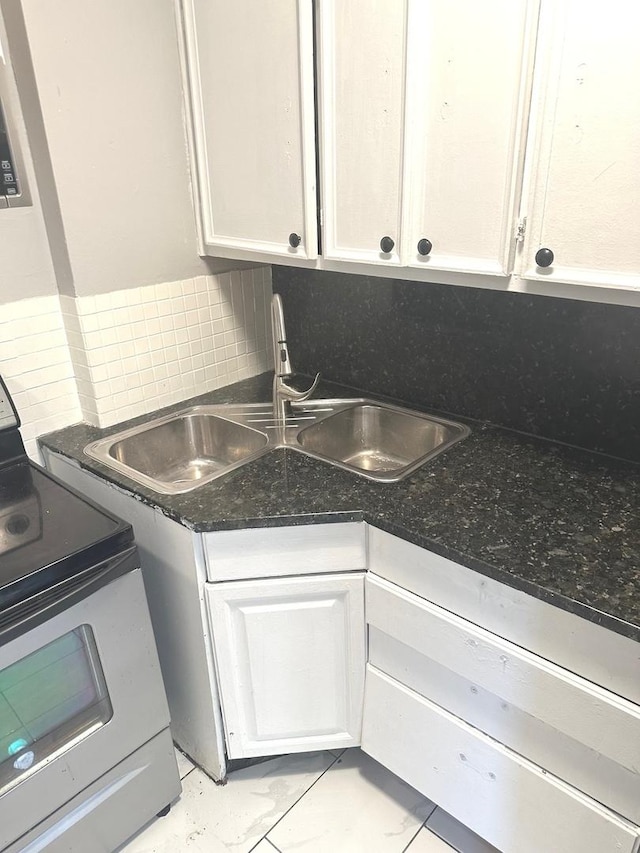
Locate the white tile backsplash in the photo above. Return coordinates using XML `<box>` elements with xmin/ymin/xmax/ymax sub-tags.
<box><xmin>1</xmin><ymin>268</ymin><xmax>273</xmax><ymax>456</ymax></box>
<box><xmin>62</xmin><ymin>268</ymin><xmax>273</xmax><ymax>427</ymax></box>
<box><xmin>0</xmin><ymin>294</ymin><xmax>82</xmax><ymax>460</ymax></box>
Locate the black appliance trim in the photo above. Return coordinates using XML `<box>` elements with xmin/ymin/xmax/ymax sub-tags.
<box><xmin>0</xmin><ymin>546</ymin><xmax>139</xmax><ymax>644</ymax></box>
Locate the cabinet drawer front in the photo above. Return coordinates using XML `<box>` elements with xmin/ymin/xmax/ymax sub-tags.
<box><xmin>368</xmin><ymin>526</ymin><xmax>640</xmax><ymax>704</ymax></box>
<box><xmin>369</xmin><ymin>621</ymin><xmax>640</xmax><ymax>822</ymax></box>
<box><xmin>203</xmin><ymin>522</ymin><xmax>366</xmax><ymax>582</ymax></box>
<box><xmin>367</xmin><ymin>575</ymin><xmax>640</xmax><ymax>808</ymax></box>
<box><xmin>206</xmin><ymin>573</ymin><xmax>365</xmax><ymax>758</ymax></box>
<box><xmin>362</xmin><ymin>667</ymin><xmax>640</xmax><ymax>853</ymax></box>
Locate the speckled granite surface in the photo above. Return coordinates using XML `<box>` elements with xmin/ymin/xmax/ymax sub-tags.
<box><xmin>274</xmin><ymin>268</ymin><xmax>640</xmax><ymax>462</ymax></box>
<box><xmin>39</xmin><ymin>374</ymin><xmax>640</xmax><ymax>641</ymax></box>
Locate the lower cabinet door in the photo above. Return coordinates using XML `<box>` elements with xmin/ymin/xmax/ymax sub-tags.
<box><xmin>362</xmin><ymin>666</ymin><xmax>640</xmax><ymax>853</ymax></box>
<box><xmin>205</xmin><ymin>572</ymin><xmax>365</xmax><ymax>759</ymax></box>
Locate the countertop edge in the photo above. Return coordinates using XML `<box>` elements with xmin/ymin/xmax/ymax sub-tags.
<box><xmin>39</xmin><ymin>441</ymin><xmax>640</xmax><ymax>644</ymax></box>
<box><xmin>37</xmin><ymin>373</ymin><xmax>640</xmax><ymax>645</ymax></box>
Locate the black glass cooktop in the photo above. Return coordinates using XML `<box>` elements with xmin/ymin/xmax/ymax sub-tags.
<box><xmin>0</xmin><ymin>460</ymin><xmax>133</xmax><ymax>609</ymax></box>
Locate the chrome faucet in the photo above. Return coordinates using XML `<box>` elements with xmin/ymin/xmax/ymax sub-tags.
<box><xmin>271</xmin><ymin>293</ymin><xmax>320</xmax><ymax>434</ymax></box>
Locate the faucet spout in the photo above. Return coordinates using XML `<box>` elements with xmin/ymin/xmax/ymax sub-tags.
<box><xmin>271</xmin><ymin>292</ymin><xmax>293</xmax><ymax>377</ymax></box>
<box><xmin>271</xmin><ymin>294</ymin><xmax>320</xmax><ymax>438</ymax></box>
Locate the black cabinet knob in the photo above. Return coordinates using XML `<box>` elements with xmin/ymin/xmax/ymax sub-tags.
<box><xmin>417</xmin><ymin>238</ymin><xmax>433</xmax><ymax>256</ymax></box>
<box><xmin>288</xmin><ymin>232</ymin><xmax>301</xmax><ymax>248</ymax></box>
<box><xmin>535</xmin><ymin>247</ymin><xmax>554</xmax><ymax>268</ymax></box>
<box><xmin>380</xmin><ymin>236</ymin><xmax>395</xmax><ymax>254</ymax></box>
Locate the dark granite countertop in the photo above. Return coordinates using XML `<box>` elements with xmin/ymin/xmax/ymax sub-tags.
<box><xmin>39</xmin><ymin>374</ymin><xmax>640</xmax><ymax>642</ymax></box>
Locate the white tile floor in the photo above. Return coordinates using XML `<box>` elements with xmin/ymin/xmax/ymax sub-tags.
<box><xmin>120</xmin><ymin>747</ymin><xmax>497</xmax><ymax>853</ymax></box>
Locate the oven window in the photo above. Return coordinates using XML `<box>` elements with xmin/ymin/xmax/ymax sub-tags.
<box><xmin>0</xmin><ymin>625</ymin><xmax>112</xmax><ymax>794</ymax></box>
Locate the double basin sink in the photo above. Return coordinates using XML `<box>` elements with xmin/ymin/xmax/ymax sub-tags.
<box><xmin>85</xmin><ymin>398</ymin><xmax>470</xmax><ymax>495</ymax></box>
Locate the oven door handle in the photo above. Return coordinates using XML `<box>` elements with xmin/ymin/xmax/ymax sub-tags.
<box><xmin>0</xmin><ymin>546</ymin><xmax>139</xmax><ymax>643</ymax></box>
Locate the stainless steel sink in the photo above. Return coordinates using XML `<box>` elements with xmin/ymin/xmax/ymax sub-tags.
<box><xmin>85</xmin><ymin>408</ymin><xmax>269</xmax><ymax>494</ymax></box>
<box><xmin>295</xmin><ymin>402</ymin><xmax>469</xmax><ymax>482</ymax></box>
<box><xmin>84</xmin><ymin>399</ymin><xmax>469</xmax><ymax>493</ymax></box>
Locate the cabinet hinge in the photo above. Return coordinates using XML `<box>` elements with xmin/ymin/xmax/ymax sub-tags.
<box><xmin>515</xmin><ymin>217</ymin><xmax>527</xmax><ymax>243</ymax></box>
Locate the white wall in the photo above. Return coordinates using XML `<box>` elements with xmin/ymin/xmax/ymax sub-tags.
<box><xmin>0</xmin><ymin>206</ymin><xmax>57</xmax><ymax>303</ymax></box>
<box><xmin>19</xmin><ymin>0</ymin><xmax>240</xmax><ymax>297</ymax></box>
<box><xmin>0</xmin><ymin>1</ymin><xmax>275</xmax><ymax>456</ymax></box>
<box><xmin>0</xmin><ymin>8</ymin><xmax>58</xmax><ymax>303</ymax></box>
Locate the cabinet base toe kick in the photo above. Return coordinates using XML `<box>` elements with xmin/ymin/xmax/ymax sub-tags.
<box><xmin>361</xmin><ymin>666</ymin><xmax>640</xmax><ymax>853</ymax></box>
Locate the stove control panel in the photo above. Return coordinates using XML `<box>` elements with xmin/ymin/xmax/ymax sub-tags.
<box><xmin>0</xmin><ymin>376</ymin><xmax>19</xmax><ymax>431</ymax></box>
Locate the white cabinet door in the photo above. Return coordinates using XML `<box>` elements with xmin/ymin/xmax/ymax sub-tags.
<box><xmin>402</xmin><ymin>0</ymin><xmax>538</xmax><ymax>275</ymax></box>
<box><xmin>518</xmin><ymin>1</ymin><xmax>640</xmax><ymax>290</ymax></box>
<box><xmin>318</xmin><ymin>0</ymin><xmax>407</xmax><ymax>266</ymax></box>
<box><xmin>206</xmin><ymin>573</ymin><xmax>365</xmax><ymax>759</ymax></box>
<box><xmin>181</xmin><ymin>0</ymin><xmax>318</xmax><ymax>262</ymax></box>
<box><xmin>318</xmin><ymin>0</ymin><xmax>537</xmax><ymax>274</ymax></box>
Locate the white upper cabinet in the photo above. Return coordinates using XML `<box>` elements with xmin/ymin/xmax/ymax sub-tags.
<box><xmin>402</xmin><ymin>0</ymin><xmax>538</xmax><ymax>275</ymax></box>
<box><xmin>179</xmin><ymin>0</ymin><xmax>639</xmax><ymax>299</ymax></box>
<box><xmin>180</xmin><ymin>0</ymin><xmax>318</xmax><ymax>261</ymax></box>
<box><xmin>317</xmin><ymin>0</ymin><xmax>538</xmax><ymax>273</ymax></box>
<box><xmin>318</xmin><ymin>0</ymin><xmax>407</xmax><ymax>265</ymax></box>
<box><xmin>518</xmin><ymin>1</ymin><xmax>640</xmax><ymax>290</ymax></box>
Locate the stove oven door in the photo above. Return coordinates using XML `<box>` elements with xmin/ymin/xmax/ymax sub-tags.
<box><xmin>0</xmin><ymin>550</ymin><xmax>172</xmax><ymax>851</ymax></box>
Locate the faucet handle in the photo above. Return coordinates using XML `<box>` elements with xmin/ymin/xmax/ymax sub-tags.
<box><xmin>301</xmin><ymin>372</ymin><xmax>321</xmax><ymax>400</ymax></box>
<box><xmin>286</xmin><ymin>372</ymin><xmax>321</xmax><ymax>403</ymax></box>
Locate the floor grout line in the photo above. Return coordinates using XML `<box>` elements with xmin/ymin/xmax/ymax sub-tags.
<box><xmin>401</xmin><ymin>827</ymin><xmax>424</xmax><ymax>853</ymax></box>
<box><xmin>134</xmin><ymin>750</ymin><xmax>458</xmax><ymax>853</ymax></box>
<box><xmin>249</xmin><ymin>839</ymin><xmax>280</xmax><ymax>852</ymax></box>
<box><xmin>400</xmin><ymin>803</ymin><xmax>438</xmax><ymax>853</ymax></box>
<box><xmin>247</xmin><ymin>750</ymin><xmax>343</xmax><ymax>852</ymax></box>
